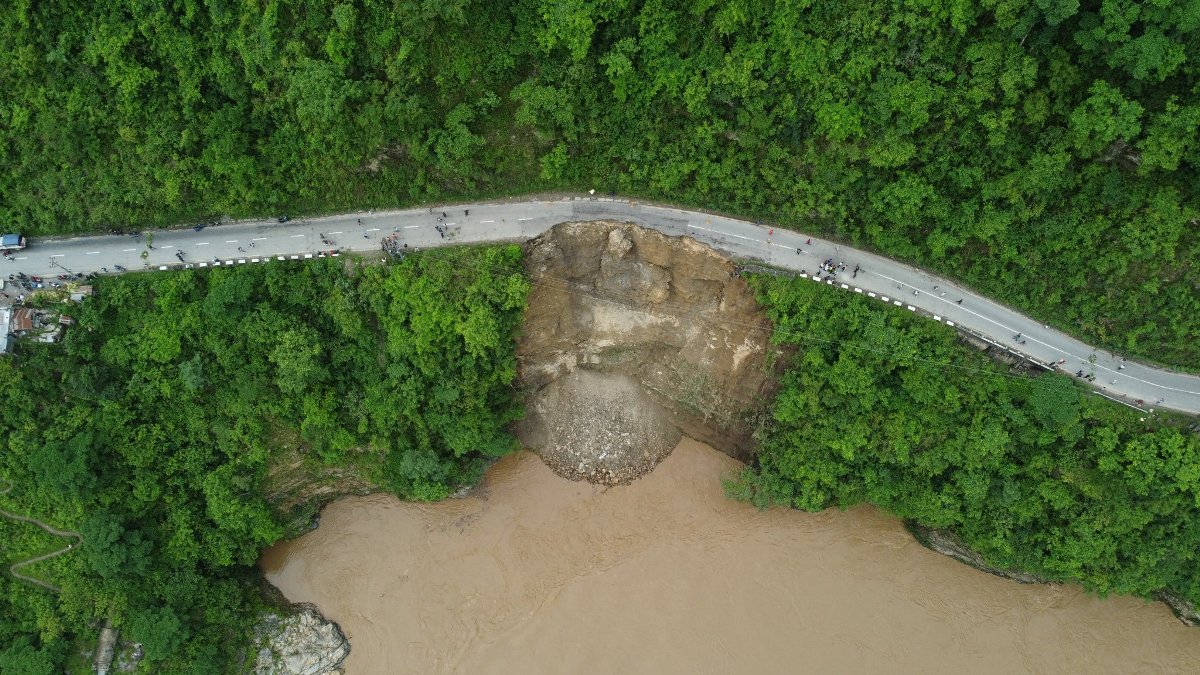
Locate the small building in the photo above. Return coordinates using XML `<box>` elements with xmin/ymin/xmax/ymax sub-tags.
<box><xmin>70</xmin><ymin>285</ymin><xmax>94</xmax><ymax>303</ymax></box>
<box><xmin>0</xmin><ymin>306</ymin><xmax>10</xmax><ymax>354</ymax></box>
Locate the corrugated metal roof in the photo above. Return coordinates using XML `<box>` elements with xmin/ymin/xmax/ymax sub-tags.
<box><xmin>0</xmin><ymin>307</ymin><xmax>10</xmax><ymax>354</ymax></box>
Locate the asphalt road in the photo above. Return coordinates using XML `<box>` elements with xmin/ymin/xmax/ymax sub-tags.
<box><xmin>5</xmin><ymin>196</ymin><xmax>1198</xmax><ymax>415</ymax></box>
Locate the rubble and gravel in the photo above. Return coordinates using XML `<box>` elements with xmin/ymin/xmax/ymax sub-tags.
<box><xmin>517</xmin><ymin>369</ymin><xmax>681</xmax><ymax>484</ymax></box>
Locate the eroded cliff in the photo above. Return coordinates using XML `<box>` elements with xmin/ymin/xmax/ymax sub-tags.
<box><xmin>514</xmin><ymin>221</ymin><xmax>782</xmax><ymax>483</ymax></box>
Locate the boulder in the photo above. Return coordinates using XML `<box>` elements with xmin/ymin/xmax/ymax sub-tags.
<box><xmin>253</xmin><ymin>605</ymin><xmax>349</xmax><ymax>675</ymax></box>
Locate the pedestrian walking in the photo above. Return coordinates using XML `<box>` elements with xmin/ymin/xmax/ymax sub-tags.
<box><xmin>806</xmin><ymin>238</ymin><xmax>812</xmax><ymax>245</ymax></box>
<box><xmin>442</xmin><ymin>212</ymin><xmax>447</xmax><ymax>218</ymax></box>
<box><xmin>238</xmin><ymin>246</ymin><xmax>245</xmax><ymax>252</ymax></box>
<box><xmin>464</xmin><ymin>209</ymin><xmax>469</xmax><ymax>216</ymax></box>
<box><xmin>956</xmin><ymin>299</ymin><xmax>963</xmax><ymax>304</ymax></box>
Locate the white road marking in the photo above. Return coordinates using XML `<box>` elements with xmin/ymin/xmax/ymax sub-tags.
<box><xmin>291</xmin><ymin>234</ymin><xmax>304</xmax><ymax>238</ymax></box>
<box><xmin>329</xmin><ymin>231</ymin><xmax>342</xmax><ymax>234</ymax></box>
<box><xmin>13</xmin><ymin>256</ymin><xmax>26</xmax><ymax>260</ymax></box>
<box><xmin>366</xmin><ymin>228</ymin><xmax>380</xmax><ymax>232</ymax></box>
<box><xmin>225</xmin><ymin>240</ymin><xmax>238</xmax><ymax>243</ymax></box>
<box><xmin>404</xmin><ymin>225</ymin><xmax>419</xmax><ymax>229</ymax></box>
<box><xmin>123</xmin><ymin>248</ymin><xmax>137</xmax><ymax>252</ymax></box>
<box><xmin>195</xmin><ymin>242</ymin><xmax>209</xmax><ymax>246</ymax></box>
<box><xmin>160</xmin><ymin>245</ymin><xmax>174</xmax><ymax>249</ymax></box>
<box><xmin>50</xmin><ymin>254</ymin><xmax>65</xmax><ymax>258</ymax></box>
<box><xmin>86</xmin><ymin>251</ymin><xmax>100</xmax><ymax>255</ymax></box>
<box><xmin>480</xmin><ymin>220</ymin><xmax>495</xmax><ymax>223</ymax></box>
<box><xmin>518</xmin><ymin>218</ymin><xmax>533</xmax><ymax>221</ymax></box>
<box><xmin>252</xmin><ymin>237</ymin><xmax>267</xmax><ymax>241</ymax></box>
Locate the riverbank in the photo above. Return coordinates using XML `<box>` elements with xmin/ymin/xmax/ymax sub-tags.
<box><xmin>261</xmin><ymin>439</ymin><xmax>1200</xmax><ymax>674</ymax></box>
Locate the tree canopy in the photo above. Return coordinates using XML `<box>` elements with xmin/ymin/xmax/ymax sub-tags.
<box><xmin>0</xmin><ymin>247</ymin><xmax>529</xmax><ymax>670</ymax></box>
<box><xmin>734</xmin><ymin>274</ymin><xmax>1200</xmax><ymax>605</ymax></box>
<box><xmin>0</xmin><ymin>0</ymin><xmax>1196</xmax><ymax>364</ymax></box>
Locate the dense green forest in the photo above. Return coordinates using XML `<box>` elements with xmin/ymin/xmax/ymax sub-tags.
<box><xmin>1</xmin><ymin>0</ymin><xmax>1197</xmax><ymax>365</ymax></box>
<box><xmin>0</xmin><ymin>247</ymin><xmax>529</xmax><ymax>672</ymax></box>
<box><xmin>734</xmin><ymin>274</ymin><xmax>1200</xmax><ymax>606</ymax></box>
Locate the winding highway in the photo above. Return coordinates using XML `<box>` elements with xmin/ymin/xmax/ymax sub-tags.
<box><xmin>4</xmin><ymin>195</ymin><xmax>1199</xmax><ymax>415</ymax></box>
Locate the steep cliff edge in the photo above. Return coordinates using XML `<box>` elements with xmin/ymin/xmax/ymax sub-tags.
<box><xmin>514</xmin><ymin>221</ymin><xmax>782</xmax><ymax>483</ymax></box>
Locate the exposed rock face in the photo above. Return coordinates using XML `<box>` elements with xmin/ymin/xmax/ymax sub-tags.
<box><xmin>906</xmin><ymin>523</ymin><xmax>1049</xmax><ymax>585</ymax></box>
<box><xmin>515</xmin><ymin>221</ymin><xmax>779</xmax><ymax>482</ymax></box>
<box><xmin>1157</xmin><ymin>590</ymin><xmax>1200</xmax><ymax>627</ymax></box>
<box><xmin>254</xmin><ymin>605</ymin><xmax>349</xmax><ymax>675</ymax></box>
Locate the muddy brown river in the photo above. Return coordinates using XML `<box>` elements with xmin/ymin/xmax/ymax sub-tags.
<box><xmin>261</xmin><ymin>439</ymin><xmax>1200</xmax><ymax>673</ymax></box>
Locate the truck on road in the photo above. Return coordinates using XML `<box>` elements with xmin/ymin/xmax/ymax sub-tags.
<box><xmin>1</xmin><ymin>234</ymin><xmax>27</xmax><ymax>252</ymax></box>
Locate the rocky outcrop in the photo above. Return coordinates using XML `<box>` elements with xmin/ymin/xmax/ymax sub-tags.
<box><xmin>906</xmin><ymin>522</ymin><xmax>1049</xmax><ymax>585</ymax></box>
<box><xmin>514</xmin><ymin>221</ymin><xmax>781</xmax><ymax>483</ymax></box>
<box><xmin>1158</xmin><ymin>589</ymin><xmax>1200</xmax><ymax>627</ymax></box>
<box><xmin>910</xmin><ymin>523</ymin><xmax>1200</xmax><ymax>627</ymax></box>
<box><xmin>254</xmin><ymin>605</ymin><xmax>349</xmax><ymax>675</ymax></box>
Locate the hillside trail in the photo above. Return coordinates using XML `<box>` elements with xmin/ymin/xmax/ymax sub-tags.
<box><xmin>0</xmin><ymin>478</ymin><xmax>82</xmax><ymax>592</ymax></box>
